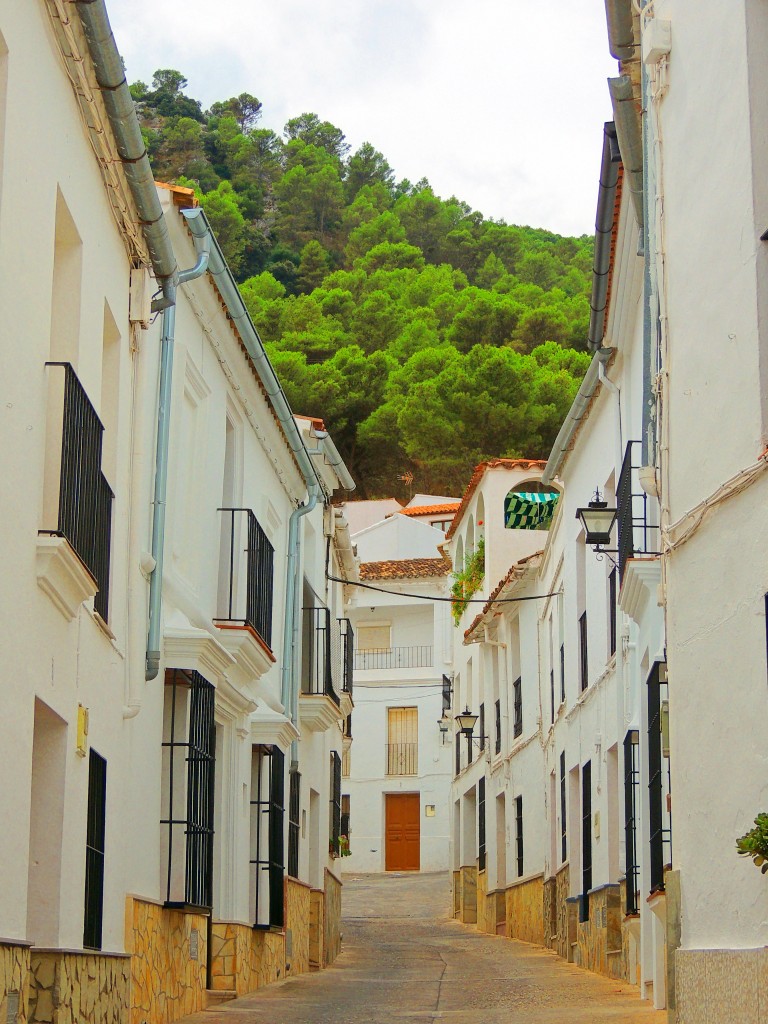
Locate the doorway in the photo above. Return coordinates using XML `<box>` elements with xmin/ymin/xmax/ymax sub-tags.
<box><xmin>385</xmin><ymin>793</ymin><xmax>420</xmax><ymax>871</ymax></box>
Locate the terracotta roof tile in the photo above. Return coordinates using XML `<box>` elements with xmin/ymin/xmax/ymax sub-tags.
<box><xmin>399</xmin><ymin>503</ymin><xmax>462</xmax><ymax>517</ymax></box>
<box><xmin>446</xmin><ymin>459</ymin><xmax>547</xmax><ymax>540</ymax></box>
<box><xmin>359</xmin><ymin>557</ymin><xmax>452</xmax><ymax>580</ymax></box>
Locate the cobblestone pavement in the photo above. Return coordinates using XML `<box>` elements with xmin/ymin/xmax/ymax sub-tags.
<box><xmin>179</xmin><ymin>872</ymin><xmax>667</xmax><ymax>1024</ymax></box>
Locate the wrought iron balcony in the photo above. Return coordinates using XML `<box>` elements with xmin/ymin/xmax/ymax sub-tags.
<box><xmin>216</xmin><ymin>508</ymin><xmax>274</xmax><ymax>649</ymax></box>
<box><xmin>302</xmin><ymin>606</ymin><xmax>340</xmax><ymax>705</ymax></box>
<box><xmin>41</xmin><ymin>363</ymin><xmax>113</xmax><ymax>621</ymax></box>
<box><xmin>338</xmin><ymin>618</ymin><xmax>354</xmax><ymax>699</ymax></box>
<box><xmin>386</xmin><ymin>742</ymin><xmax>418</xmax><ymax>776</ymax></box>
<box><xmin>354</xmin><ymin>645</ymin><xmax>433</xmax><ymax>671</ymax></box>
<box><xmin>617</xmin><ymin>441</ymin><xmax>661</xmax><ymax>581</ymax></box>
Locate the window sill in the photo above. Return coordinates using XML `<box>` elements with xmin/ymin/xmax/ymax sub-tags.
<box><xmin>36</xmin><ymin>533</ymin><xmax>98</xmax><ymax>621</ymax></box>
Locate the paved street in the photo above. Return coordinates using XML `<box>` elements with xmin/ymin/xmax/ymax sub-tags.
<box><xmin>181</xmin><ymin>872</ymin><xmax>666</xmax><ymax>1024</ymax></box>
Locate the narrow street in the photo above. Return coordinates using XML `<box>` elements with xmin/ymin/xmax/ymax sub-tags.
<box><xmin>181</xmin><ymin>873</ymin><xmax>666</xmax><ymax>1024</ymax></box>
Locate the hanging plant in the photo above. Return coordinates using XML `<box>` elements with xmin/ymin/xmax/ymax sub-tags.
<box><xmin>736</xmin><ymin>813</ymin><xmax>768</xmax><ymax>873</ymax></box>
<box><xmin>451</xmin><ymin>537</ymin><xmax>485</xmax><ymax>625</ymax></box>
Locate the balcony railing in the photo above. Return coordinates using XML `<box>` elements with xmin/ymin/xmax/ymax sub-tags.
<box><xmin>354</xmin><ymin>645</ymin><xmax>433</xmax><ymax>671</ymax></box>
<box><xmin>338</xmin><ymin>618</ymin><xmax>354</xmax><ymax>699</ymax></box>
<box><xmin>216</xmin><ymin>508</ymin><xmax>274</xmax><ymax>649</ymax></box>
<box><xmin>302</xmin><ymin>606</ymin><xmax>339</xmax><ymax>705</ymax></box>
<box><xmin>386</xmin><ymin>743</ymin><xmax>418</xmax><ymax>776</ymax></box>
<box><xmin>42</xmin><ymin>363</ymin><xmax>113</xmax><ymax>621</ymax></box>
<box><xmin>617</xmin><ymin>441</ymin><xmax>661</xmax><ymax>581</ymax></box>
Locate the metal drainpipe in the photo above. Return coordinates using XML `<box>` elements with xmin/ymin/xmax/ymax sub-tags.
<box><xmin>145</xmin><ymin>239</ymin><xmax>211</xmax><ymax>680</ymax></box>
<box><xmin>640</xmin><ymin>53</ymin><xmax>656</xmax><ymax>472</ymax></box>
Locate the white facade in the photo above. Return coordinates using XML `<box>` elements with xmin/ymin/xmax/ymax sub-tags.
<box><xmin>353</xmin><ymin>514</ymin><xmax>445</xmax><ymax>562</ymax></box>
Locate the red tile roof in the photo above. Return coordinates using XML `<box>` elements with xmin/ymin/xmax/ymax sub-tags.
<box><xmin>359</xmin><ymin>557</ymin><xmax>452</xmax><ymax>580</ymax></box>
<box><xmin>399</xmin><ymin>502</ymin><xmax>462</xmax><ymax>518</ymax></box>
<box><xmin>445</xmin><ymin>459</ymin><xmax>547</xmax><ymax>540</ymax></box>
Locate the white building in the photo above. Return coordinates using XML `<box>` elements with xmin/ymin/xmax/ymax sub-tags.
<box><xmin>342</xmin><ymin>513</ymin><xmax>454</xmax><ymax>873</ymax></box>
<box><xmin>0</xmin><ymin>5</ymin><xmax>357</xmax><ymax>1022</ymax></box>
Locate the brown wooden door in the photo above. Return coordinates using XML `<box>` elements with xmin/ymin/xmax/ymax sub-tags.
<box><xmin>385</xmin><ymin>793</ymin><xmax>420</xmax><ymax>871</ymax></box>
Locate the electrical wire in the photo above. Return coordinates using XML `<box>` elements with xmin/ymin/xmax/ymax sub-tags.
<box><xmin>327</xmin><ymin>570</ymin><xmax>561</xmax><ymax>605</ymax></box>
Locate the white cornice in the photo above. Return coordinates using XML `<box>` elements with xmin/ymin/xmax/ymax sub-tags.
<box><xmin>619</xmin><ymin>557</ymin><xmax>662</xmax><ymax>622</ymax></box>
<box><xmin>163</xmin><ymin>621</ymin><xmax>235</xmax><ymax>683</ymax></box>
<box><xmin>215</xmin><ymin>624</ymin><xmax>275</xmax><ymax>685</ymax></box>
<box><xmin>250</xmin><ymin>708</ymin><xmax>300</xmax><ymax>751</ymax></box>
<box><xmin>36</xmin><ymin>534</ymin><xmax>97</xmax><ymax>621</ymax></box>
<box><xmin>298</xmin><ymin>694</ymin><xmax>342</xmax><ymax>733</ymax></box>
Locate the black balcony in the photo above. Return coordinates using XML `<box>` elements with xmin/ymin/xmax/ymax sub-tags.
<box><xmin>42</xmin><ymin>363</ymin><xmax>114</xmax><ymax>621</ymax></box>
<box><xmin>338</xmin><ymin>618</ymin><xmax>354</xmax><ymax>699</ymax></box>
<box><xmin>216</xmin><ymin>508</ymin><xmax>274</xmax><ymax>649</ymax></box>
<box><xmin>617</xmin><ymin>441</ymin><xmax>661</xmax><ymax>581</ymax></box>
<box><xmin>302</xmin><ymin>606</ymin><xmax>339</xmax><ymax>705</ymax></box>
<box><xmin>354</xmin><ymin>645</ymin><xmax>433</xmax><ymax>671</ymax></box>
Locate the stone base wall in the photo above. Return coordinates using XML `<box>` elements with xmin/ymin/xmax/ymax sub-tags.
<box><xmin>127</xmin><ymin>897</ymin><xmax>207</xmax><ymax>1024</ymax></box>
<box><xmin>476</xmin><ymin>870</ymin><xmax>489</xmax><ymax>933</ymax></box>
<box><xmin>309</xmin><ymin>890</ymin><xmax>324</xmax><ymax>970</ymax></box>
<box><xmin>209</xmin><ymin>922</ymin><xmax>285</xmax><ymax>996</ymax></box>
<box><xmin>285</xmin><ymin>879</ymin><xmax>310</xmax><ymax>977</ymax></box>
<box><xmin>1</xmin><ymin>942</ymin><xmax>31</xmax><ymax>1024</ymax></box>
<box><xmin>457</xmin><ymin>866</ymin><xmax>477</xmax><ymax>924</ymax></box>
<box><xmin>452</xmin><ymin>872</ymin><xmax>460</xmax><ymax>918</ymax></box>
<box><xmin>543</xmin><ymin>877</ymin><xmax>556</xmax><ymax>950</ymax></box>
<box><xmin>556</xmin><ymin>866</ymin><xmax>570</xmax><ymax>960</ymax></box>
<box><xmin>676</xmin><ymin>947</ymin><xmax>768</xmax><ymax>1024</ymax></box>
<box><xmin>574</xmin><ymin>884</ymin><xmax>623</xmax><ymax>980</ymax></box>
<box><xmin>505</xmin><ymin>874</ymin><xmax>545</xmax><ymax>945</ymax></box>
<box><xmin>619</xmin><ymin>879</ymin><xmax>641</xmax><ymax>988</ymax></box>
<box><xmin>28</xmin><ymin>949</ymin><xmax>129</xmax><ymax>1024</ymax></box>
<box><xmin>323</xmin><ymin>871</ymin><xmax>342</xmax><ymax>967</ymax></box>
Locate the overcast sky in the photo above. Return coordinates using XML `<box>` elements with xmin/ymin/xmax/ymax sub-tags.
<box><xmin>108</xmin><ymin>0</ymin><xmax>617</xmax><ymax>237</ymax></box>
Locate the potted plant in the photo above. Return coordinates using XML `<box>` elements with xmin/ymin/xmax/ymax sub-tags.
<box><xmin>736</xmin><ymin>813</ymin><xmax>768</xmax><ymax>873</ymax></box>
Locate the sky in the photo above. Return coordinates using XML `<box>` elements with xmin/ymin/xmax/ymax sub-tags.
<box><xmin>107</xmin><ymin>0</ymin><xmax>618</xmax><ymax>238</ymax></box>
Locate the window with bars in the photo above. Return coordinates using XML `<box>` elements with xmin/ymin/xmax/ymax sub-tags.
<box><xmin>550</xmin><ymin>668</ymin><xmax>555</xmax><ymax>725</ymax></box>
<box><xmin>580</xmin><ymin>761</ymin><xmax>592</xmax><ymax>922</ymax></box>
<box><xmin>648</xmin><ymin>662</ymin><xmax>671</xmax><ymax>893</ymax></box>
<box><xmin>559</xmin><ymin>751</ymin><xmax>567</xmax><ymax>865</ymax></box>
<box><xmin>609</xmin><ymin>568</ymin><xmax>617</xmax><ymax>658</ymax></box>
<box><xmin>494</xmin><ymin>699</ymin><xmax>501</xmax><ymax>754</ymax></box>
<box><xmin>341</xmin><ymin>795</ymin><xmax>351</xmax><ymax>845</ymax></box>
<box><xmin>330</xmin><ymin>751</ymin><xmax>342</xmax><ymax>856</ymax></box>
<box><xmin>513</xmin><ymin>677</ymin><xmax>522</xmax><ymax>738</ymax></box>
<box><xmin>288</xmin><ymin>768</ymin><xmax>301</xmax><ymax>878</ymax></box>
<box><xmin>250</xmin><ymin>745</ymin><xmax>285</xmax><ymax>928</ymax></box>
<box><xmin>83</xmin><ymin>749</ymin><xmax>106</xmax><ymax>950</ymax></box>
<box><xmin>387</xmin><ymin>707</ymin><xmax>418</xmax><ymax>775</ymax></box>
<box><xmin>161</xmin><ymin>669</ymin><xmax>216</xmax><ymax>910</ymax></box>
<box><xmin>623</xmin><ymin>731</ymin><xmax>640</xmax><ymax>914</ymax></box>
<box><xmin>479</xmin><ymin>703</ymin><xmax>485</xmax><ymax>751</ymax></box>
<box><xmin>442</xmin><ymin>674</ymin><xmax>452</xmax><ymax>715</ymax></box>
<box><xmin>515</xmin><ymin>795</ymin><xmax>524</xmax><ymax>877</ymax></box>
<box><xmin>579</xmin><ymin>611</ymin><xmax>589</xmax><ymax>692</ymax></box>
<box><xmin>560</xmin><ymin>643</ymin><xmax>565</xmax><ymax>703</ymax></box>
<box><xmin>478</xmin><ymin>777</ymin><xmax>486</xmax><ymax>871</ymax></box>
<box><xmin>455</xmin><ymin>731</ymin><xmax>461</xmax><ymax>777</ymax></box>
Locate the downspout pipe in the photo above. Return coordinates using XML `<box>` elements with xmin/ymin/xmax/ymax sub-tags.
<box><xmin>74</xmin><ymin>0</ymin><xmax>178</xmax><ymax>309</ymax></box>
<box><xmin>145</xmin><ymin>237</ymin><xmax>211</xmax><ymax>680</ymax></box>
<box><xmin>310</xmin><ymin>429</ymin><xmax>357</xmax><ymax>492</ymax></box>
<box><xmin>588</xmin><ymin>123</ymin><xmax>621</xmax><ymax>351</ymax></box>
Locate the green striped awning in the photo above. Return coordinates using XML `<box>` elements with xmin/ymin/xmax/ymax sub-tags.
<box><xmin>504</xmin><ymin>491</ymin><xmax>560</xmax><ymax>531</ymax></box>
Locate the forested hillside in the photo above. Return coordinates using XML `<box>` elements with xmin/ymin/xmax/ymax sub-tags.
<box><xmin>132</xmin><ymin>71</ymin><xmax>593</xmax><ymax>496</ymax></box>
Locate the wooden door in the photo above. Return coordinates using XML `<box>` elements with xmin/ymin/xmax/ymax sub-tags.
<box><xmin>385</xmin><ymin>793</ymin><xmax>420</xmax><ymax>871</ymax></box>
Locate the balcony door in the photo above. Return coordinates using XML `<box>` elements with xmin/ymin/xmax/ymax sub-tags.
<box><xmin>385</xmin><ymin>793</ymin><xmax>420</xmax><ymax>871</ymax></box>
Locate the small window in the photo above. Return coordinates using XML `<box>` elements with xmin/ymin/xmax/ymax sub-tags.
<box><xmin>559</xmin><ymin>752</ymin><xmax>567</xmax><ymax>865</ymax></box>
<box><xmin>579</xmin><ymin>611</ymin><xmax>589</xmax><ymax>692</ymax></box>
<box><xmin>356</xmin><ymin>622</ymin><xmax>392</xmax><ymax>651</ymax></box>
<box><xmin>608</xmin><ymin>569</ymin><xmax>618</xmax><ymax>657</ymax></box>
<box><xmin>513</xmin><ymin>678</ymin><xmax>522</xmax><ymax>738</ymax></box>
<box><xmin>329</xmin><ymin>752</ymin><xmax>342</xmax><ymax>856</ymax></box>
<box><xmin>83</xmin><ymin>750</ymin><xmax>107</xmax><ymax>950</ymax></box>
<box><xmin>288</xmin><ymin>768</ymin><xmax>301</xmax><ymax>878</ymax></box>
<box><xmin>515</xmin><ymin>795</ymin><xmax>524</xmax><ymax>877</ymax></box>
<box><xmin>478</xmin><ymin>777</ymin><xmax>486</xmax><ymax>871</ymax></box>
<box><xmin>494</xmin><ymin>699</ymin><xmax>501</xmax><ymax>755</ymax></box>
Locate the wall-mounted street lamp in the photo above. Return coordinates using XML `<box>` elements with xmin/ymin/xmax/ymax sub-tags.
<box><xmin>575</xmin><ymin>489</ymin><xmax>618</xmax><ymax>547</ymax></box>
<box><xmin>455</xmin><ymin>707</ymin><xmax>488</xmax><ymax>749</ymax></box>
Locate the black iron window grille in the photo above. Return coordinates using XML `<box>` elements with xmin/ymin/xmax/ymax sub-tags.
<box><xmin>579</xmin><ymin>611</ymin><xmax>589</xmax><ymax>692</ymax></box>
<box><xmin>250</xmin><ymin>745</ymin><xmax>285</xmax><ymax>928</ymax></box>
<box><xmin>42</xmin><ymin>363</ymin><xmax>113</xmax><ymax>621</ymax></box>
<box><xmin>560</xmin><ymin>643</ymin><xmax>565</xmax><ymax>703</ymax></box>
<box><xmin>343</xmin><ymin>713</ymin><xmax>352</xmax><ymax>739</ymax></box>
<box><xmin>442</xmin><ymin>674</ymin><xmax>453</xmax><ymax>715</ymax></box>
<box><xmin>339</xmin><ymin>618</ymin><xmax>354</xmax><ymax>698</ymax></box>
<box><xmin>386</xmin><ymin>743</ymin><xmax>418</xmax><ymax>775</ymax></box>
<box><xmin>515</xmin><ymin>794</ymin><xmax>524</xmax><ymax>878</ymax></box>
<box><xmin>559</xmin><ymin>751</ymin><xmax>567</xmax><ymax>865</ymax></box>
<box><xmin>623</xmin><ymin>731</ymin><xmax>640</xmax><ymax>915</ymax></box>
<box><xmin>479</xmin><ymin>703</ymin><xmax>485</xmax><ymax>750</ymax></box>
<box><xmin>216</xmin><ymin>508</ymin><xmax>274</xmax><ymax>648</ymax></box>
<box><xmin>494</xmin><ymin>699</ymin><xmax>501</xmax><ymax>755</ymax></box>
<box><xmin>354</xmin><ymin>645</ymin><xmax>433</xmax><ymax>670</ymax></box>
<box><xmin>83</xmin><ymin>749</ymin><xmax>107</xmax><ymax>950</ymax></box>
<box><xmin>288</xmin><ymin>768</ymin><xmax>301</xmax><ymax>879</ymax></box>
<box><xmin>478</xmin><ymin>777</ymin><xmax>486</xmax><ymax>871</ymax></box>
<box><xmin>455</xmin><ymin>731</ymin><xmax>461</xmax><ymax>777</ymax></box>
<box><xmin>341</xmin><ymin>795</ymin><xmax>351</xmax><ymax>844</ymax></box>
<box><xmin>330</xmin><ymin>751</ymin><xmax>342</xmax><ymax>857</ymax></box>
<box><xmin>580</xmin><ymin>761</ymin><xmax>592</xmax><ymax>922</ymax></box>
<box><xmin>647</xmin><ymin>662</ymin><xmax>671</xmax><ymax>893</ymax></box>
<box><xmin>513</xmin><ymin>677</ymin><xmax>522</xmax><ymax>738</ymax></box>
<box><xmin>161</xmin><ymin>669</ymin><xmax>216</xmax><ymax>910</ymax></box>
<box><xmin>617</xmin><ymin>441</ymin><xmax>661</xmax><ymax>581</ymax></box>
<box><xmin>609</xmin><ymin>568</ymin><xmax>618</xmax><ymax>657</ymax></box>
<box><xmin>302</xmin><ymin>607</ymin><xmax>339</xmax><ymax>705</ymax></box>
<box><xmin>550</xmin><ymin>668</ymin><xmax>555</xmax><ymax>725</ymax></box>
